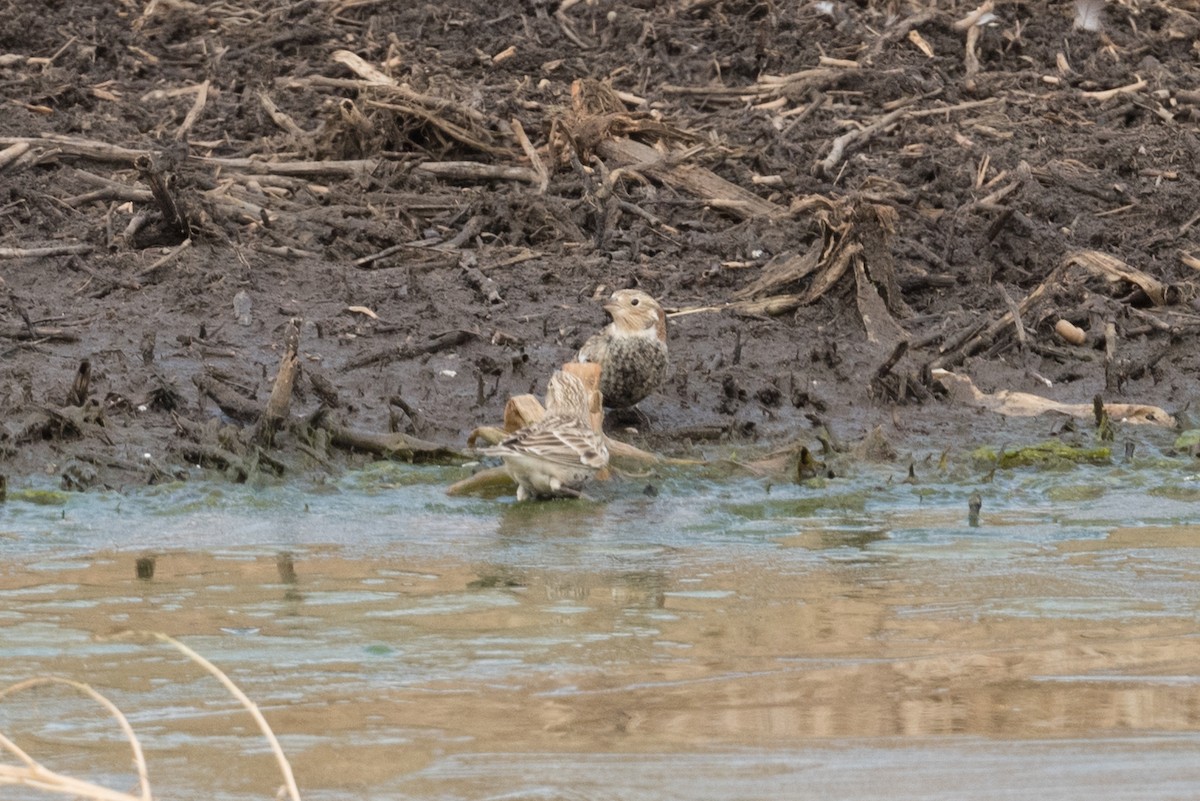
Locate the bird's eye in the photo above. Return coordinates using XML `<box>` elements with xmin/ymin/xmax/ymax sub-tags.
<box><xmin>630</xmin><ymin>298</ymin><xmax>639</xmax><ymax>306</ymax></box>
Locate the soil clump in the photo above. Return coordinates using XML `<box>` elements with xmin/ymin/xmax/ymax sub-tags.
<box><xmin>2</xmin><ymin>0</ymin><xmax>1198</xmax><ymax>490</ymax></box>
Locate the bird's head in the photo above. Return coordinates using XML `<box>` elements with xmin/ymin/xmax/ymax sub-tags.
<box><xmin>603</xmin><ymin>289</ymin><xmax>666</xmax><ymax>341</ymax></box>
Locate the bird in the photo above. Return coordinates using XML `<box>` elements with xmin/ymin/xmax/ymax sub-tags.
<box><xmin>482</xmin><ymin>370</ymin><xmax>609</xmax><ymax>501</ymax></box>
<box><xmin>577</xmin><ymin>289</ymin><xmax>668</xmax><ymax>410</ymax></box>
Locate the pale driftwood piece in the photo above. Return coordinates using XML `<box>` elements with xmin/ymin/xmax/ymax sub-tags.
<box><xmin>864</xmin><ymin>9</ymin><xmax>939</xmax><ymax>63</ymax></box>
<box><xmin>1063</xmin><ymin>249</ymin><xmax>1173</xmax><ymax>306</ymax></box>
<box><xmin>733</xmin><ymin>242</ymin><xmax>822</xmax><ymax>301</ymax></box>
<box><xmin>257</xmin><ymin>90</ymin><xmax>307</xmax><ymax>137</ymax></box>
<box><xmin>366</xmin><ymin>97</ymin><xmax>508</xmax><ymax>155</ymax></box>
<box><xmin>0</xmin><ymin>142</ymin><xmax>31</xmax><ymax>172</ymax></box>
<box><xmin>0</xmin><ymin>134</ymin><xmax>148</xmax><ymax>164</ymax></box>
<box><xmin>1081</xmin><ymin>78</ymin><xmax>1147</xmax><ymax>102</ymax></box>
<box><xmin>554</xmin><ymin>2</ymin><xmax>592</xmax><ymax>48</ymax></box>
<box><xmin>323</xmin><ymin>421</ymin><xmax>468</xmax><ymax>462</ymax></box>
<box><xmin>196</xmin><ymin>155</ymin><xmax>378</xmax><ymax>177</ymax></box>
<box><xmin>257</xmin><ymin>244</ymin><xmax>319</xmax><ymax>259</ymax></box>
<box><xmin>730</xmin><ymin>293</ymin><xmax>807</xmax><ymax>317</ymax></box>
<box><xmin>175</xmin><ymin>79</ymin><xmax>210</xmax><ymax>141</ymax></box>
<box><xmin>661</xmin><ymin>67</ymin><xmax>850</xmax><ymax>99</ymax></box>
<box><xmin>329</xmin><ymin>50</ymin><xmax>502</xmax><ymax>148</ymax></box>
<box><xmin>853</xmin><ymin>254</ymin><xmax>907</xmax><ymax>348</ymax></box>
<box><xmin>329</xmin><ymin>48</ymin><xmax>492</xmax><ymax>124</ymax></box>
<box><xmin>276</xmin><ymin>74</ymin><xmax>487</xmax><ymax>127</ymax></box>
<box><xmin>135</xmin><ymin>238</ymin><xmax>191</xmax><ymax>283</ymax></box>
<box><xmin>468</xmin><ymin>425</ymin><xmax>509</xmax><ymax>448</ymax></box>
<box><xmin>347</xmin><ymin>329</ymin><xmax>475</xmax><ymax>370</ymax></box>
<box><xmin>0</xmin><ymin>326</ymin><xmax>79</xmax><ymax>342</ymax></box>
<box><xmin>502</xmin><ymin>394</ymin><xmax>546</xmax><ymax>432</ymax></box>
<box><xmin>0</xmin><ymin>763</ymin><xmax>146</xmax><ymax>801</ymax></box>
<box><xmin>194</xmin><ymin>374</ymin><xmax>261</xmax><ymax>423</ymax></box>
<box><xmin>414</xmin><ymin>161</ymin><xmax>540</xmax><ymax>184</ymax></box>
<box><xmin>64</xmin><ymin>181</ymin><xmax>153</xmax><ymax>207</ymax></box>
<box><xmin>0</xmin><ymin>244</ymin><xmax>93</xmax><ymax>259</ymax></box>
<box><xmin>353</xmin><ymin>242</ymin><xmax>458</xmax><ymax>268</ymax></box>
<box><xmin>462</xmin><ymin>262</ymin><xmax>503</xmax><ymax>304</ymax></box>
<box><xmin>606</xmin><ymin>438</ymin><xmax>678</xmax><ymax>464</ymax></box>
<box><xmin>964</xmin><ymin>23</ymin><xmax>983</xmax><ymax>78</ymax></box>
<box><xmin>204</xmin><ymin>189</ymin><xmax>271</xmax><ymax>223</ymax></box>
<box><xmin>932</xmin><ymin>369</ymin><xmax>1175</xmax><ymax>426</ymax></box>
<box><xmin>256</xmin><ymin>319</ymin><xmax>301</xmax><ymax>446</ymax></box>
<box><xmin>814</xmin><ymin>107</ymin><xmax>907</xmax><ymax>178</ymax></box>
<box><xmin>331</xmin><ymin>49</ymin><xmax>393</xmax><ymax>83</ymax></box>
<box><xmin>815</xmin><ymin>98</ymin><xmax>1003</xmax><ymax>180</ymax></box>
<box><xmin>952</xmin><ymin>0</ymin><xmax>995</xmax><ymax>31</ymax></box>
<box><xmin>511</xmin><ymin>118</ymin><xmax>549</xmax><ymax>194</ymax></box>
<box><xmin>445</xmin><ymin>465</ymin><xmax>514</xmax><ymax>496</ymax></box>
<box><xmin>906</xmin><ymin>98</ymin><xmax>1003</xmax><ymax>119</ymax></box>
<box><xmin>597</xmin><ymin>137</ymin><xmax>785</xmax><ymax>221</ymax></box>
<box><xmin>0</xmin><ymin>134</ymin><xmax>375</xmax><ymax>178</ymax></box>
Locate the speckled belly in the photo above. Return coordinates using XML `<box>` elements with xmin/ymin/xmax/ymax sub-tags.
<box><xmin>599</xmin><ymin>337</ymin><xmax>668</xmax><ymax>408</ymax></box>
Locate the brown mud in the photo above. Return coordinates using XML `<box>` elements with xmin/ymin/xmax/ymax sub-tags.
<box><xmin>2</xmin><ymin>0</ymin><xmax>1200</xmax><ymax>489</ymax></box>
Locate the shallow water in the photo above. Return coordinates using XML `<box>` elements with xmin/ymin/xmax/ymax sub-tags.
<box><xmin>2</xmin><ymin>457</ymin><xmax>1200</xmax><ymax>800</ymax></box>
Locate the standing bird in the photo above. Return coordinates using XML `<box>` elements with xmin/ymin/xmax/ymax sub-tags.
<box><xmin>577</xmin><ymin>289</ymin><xmax>668</xmax><ymax>409</ymax></box>
<box><xmin>482</xmin><ymin>371</ymin><xmax>609</xmax><ymax>501</ymax></box>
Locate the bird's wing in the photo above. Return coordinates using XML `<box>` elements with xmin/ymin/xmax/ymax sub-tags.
<box><xmin>489</xmin><ymin>420</ymin><xmax>608</xmax><ymax>468</ymax></box>
<box><xmin>576</xmin><ymin>331</ymin><xmax>609</xmax><ymax>364</ymax></box>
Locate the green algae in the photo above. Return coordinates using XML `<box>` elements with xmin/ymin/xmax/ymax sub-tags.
<box><xmin>972</xmin><ymin>441</ymin><xmax>1112</xmax><ymax>469</ymax></box>
<box><xmin>9</xmin><ymin>489</ymin><xmax>71</xmax><ymax>506</ymax></box>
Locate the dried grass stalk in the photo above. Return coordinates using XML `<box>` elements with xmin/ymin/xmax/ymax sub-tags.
<box><xmin>0</xmin><ymin>676</ymin><xmax>151</xmax><ymax>801</ymax></box>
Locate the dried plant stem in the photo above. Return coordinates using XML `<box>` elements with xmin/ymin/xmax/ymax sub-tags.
<box><xmin>175</xmin><ymin>79</ymin><xmax>210</xmax><ymax>141</ymax></box>
<box><xmin>0</xmin><ymin>763</ymin><xmax>144</xmax><ymax>801</ymax></box>
<box><xmin>0</xmin><ymin>676</ymin><xmax>151</xmax><ymax>801</ymax></box>
<box><xmin>510</xmin><ymin>118</ymin><xmax>548</xmax><ymax>193</ymax></box>
<box><xmin>150</xmin><ymin>632</ymin><xmax>302</xmax><ymax>801</ymax></box>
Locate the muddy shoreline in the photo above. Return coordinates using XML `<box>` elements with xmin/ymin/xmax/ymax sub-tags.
<box><xmin>2</xmin><ymin>0</ymin><xmax>1198</xmax><ymax>491</ymax></box>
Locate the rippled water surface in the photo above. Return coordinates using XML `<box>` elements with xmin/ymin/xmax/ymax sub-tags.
<box><xmin>2</xmin><ymin>458</ymin><xmax>1200</xmax><ymax>800</ymax></box>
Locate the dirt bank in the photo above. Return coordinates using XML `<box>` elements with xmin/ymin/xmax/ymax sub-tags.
<box><xmin>2</xmin><ymin>0</ymin><xmax>1198</xmax><ymax>489</ymax></box>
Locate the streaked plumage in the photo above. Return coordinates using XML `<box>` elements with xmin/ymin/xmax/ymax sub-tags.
<box><xmin>483</xmin><ymin>371</ymin><xmax>608</xmax><ymax>501</ymax></box>
<box><xmin>577</xmin><ymin>289</ymin><xmax>668</xmax><ymax>409</ymax></box>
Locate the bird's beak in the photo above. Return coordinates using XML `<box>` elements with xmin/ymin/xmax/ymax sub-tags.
<box><xmin>602</xmin><ymin>300</ymin><xmax>619</xmax><ymax>316</ymax></box>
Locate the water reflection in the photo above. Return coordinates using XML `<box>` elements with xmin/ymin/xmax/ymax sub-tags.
<box><xmin>1</xmin><ymin>470</ymin><xmax>1200</xmax><ymax>800</ymax></box>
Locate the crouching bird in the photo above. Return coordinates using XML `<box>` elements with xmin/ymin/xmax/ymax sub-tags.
<box><xmin>483</xmin><ymin>370</ymin><xmax>608</xmax><ymax>501</ymax></box>
<box><xmin>577</xmin><ymin>289</ymin><xmax>668</xmax><ymax>410</ymax></box>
